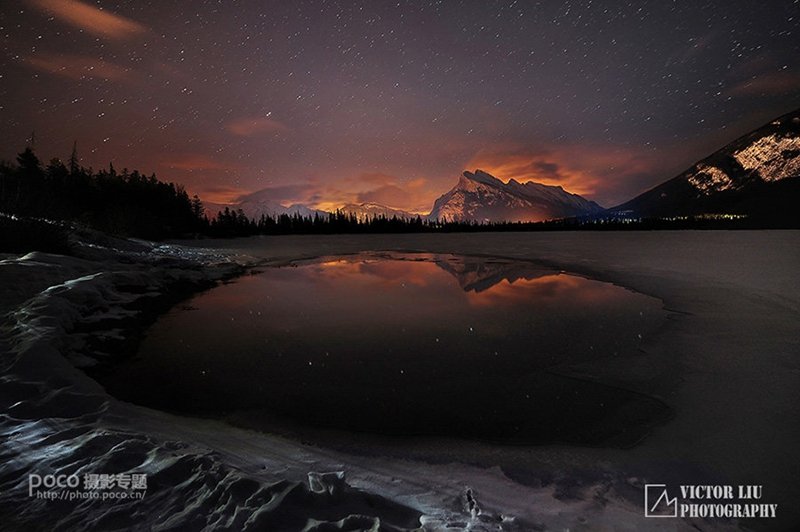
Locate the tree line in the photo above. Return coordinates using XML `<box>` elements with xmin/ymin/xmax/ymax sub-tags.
<box><xmin>1</xmin><ymin>144</ymin><xmax>760</xmax><ymax>253</ymax></box>
<box><xmin>205</xmin><ymin>206</ymin><xmax>757</xmax><ymax>238</ymax></box>
<box><xmin>1</xmin><ymin>145</ymin><xmax>205</xmax><ymax>240</ymax></box>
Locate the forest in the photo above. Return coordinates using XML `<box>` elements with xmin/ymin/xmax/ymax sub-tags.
<box><xmin>0</xmin><ymin>145</ymin><xmax>757</xmax><ymax>253</ymax></box>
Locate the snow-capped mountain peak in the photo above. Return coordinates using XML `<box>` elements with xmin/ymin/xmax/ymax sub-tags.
<box><xmin>612</xmin><ymin>108</ymin><xmax>800</xmax><ymax>220</ymax></box>
<box><xmin>429</xmin><ymin>169</ymin><xmax>603</xmax><ymax>222</ymax></box>
<box><xmin>463</xmin><ymin>169</ymin><xmax>506</xmax><ymax>187</ymax></box>
<box><xmin>203</xmin><ymin>188</ymin><xmax>326</xmax><ymax>220</ymax></box>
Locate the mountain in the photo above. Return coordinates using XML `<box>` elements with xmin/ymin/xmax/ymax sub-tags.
<box><xmin>612</xmin><ymin>109</ymin><xmax>800</xmax><ymax>224</ymax></box>
<box><xmin>203</xmin><ymin>189</ymin><xmax>326</xmax><ymax>220</ymax></box>
<box><xmin>236</xmin><ymin>189</ymin><xmax>327</xmax><ymax>219</ymax></box>
<box><xmin>339</xmin><ymin>202</ymin><xmax>415</xmax><ymax>220</ymax></box>
<box><xmin>428</xmin><ymin>170</ymin><xmax>604</xmax><ymax>222</ymax></box>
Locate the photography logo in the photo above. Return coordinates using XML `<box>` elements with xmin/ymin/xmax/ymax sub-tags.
<box><xmin>644</xmin><ymin>484</ymin><xmax>677</xmax><ymax>517</ymax></box>
<box><xmin>643</xmin><ymin>483</ymin><xmax>777</xmax><ymax>519</ymax></box>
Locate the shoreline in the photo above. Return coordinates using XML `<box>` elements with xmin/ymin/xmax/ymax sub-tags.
<box><xmin>0</xmin><ymin>231</ymin><xmax>486</xmax><ymax>531</ymax></box>
<box><xmin>175</xmin><ymin>231</ymin><xmax>800</xmax><ymax>530</ymax></box>
<box><xmin>1</xmin><ymin>230</ymin><xmax>798</xmax><ymax>530</ymax></box>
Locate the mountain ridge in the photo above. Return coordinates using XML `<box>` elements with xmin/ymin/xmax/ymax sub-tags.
<box><xmin>201</xmin><ymin>108</ymin><xmax>800</xmax><ymax>226</ymax></box>
<box><xmin>428</xmin><ymin>170</ymin><xmax>604</xmax><ymax>222</ymax></box>
<box><xmin>611</xmin><ymin>108</ymin><xmax>800</xmax><ymax>221</ymax></box>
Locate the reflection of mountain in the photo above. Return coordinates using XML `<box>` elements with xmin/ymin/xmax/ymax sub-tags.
<box><xmin>434</xmin><ymin>255</ymin><xmax>552</xmax><ymax>293</ymax></box>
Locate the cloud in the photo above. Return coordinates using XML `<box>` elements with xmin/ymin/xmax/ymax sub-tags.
<box><xmin>301</xmin><ymin>187</ymin><xmax>356</xmax><ymax>213</ymax></box>
<box><xmin>466</xmin><ymin>142</ymin><xmax>666</xmax><ymax>207</ymax></box>
<box><xmin>356</xmin><ymin>185</ymin><xmax>412</xmax><ymax>208</ymax></box>
<box><xmin>467</xmin><ymin>145</ymin><xmax>597</xmax><ymax>195</ymax></box>
<box><xmin>225</xmin><ymin>117</ymin><xmax>288</xmax><ymax>136</ymax></box>
<box><xmin>24</xmin><ymin>53</ymin><xmax>130</xmax><ymax>81</ymax></box>
<box><xmin>197</xmin><ymin>185</ymin><xmax>250</xmax><ymax>204</ymax></box>
<box><xmin>31</xmin><ymin>0</ymin><xmax>147</xmax><ymax>41</ymax></box>
<box><xmin>345</xmin><ymin>173</ymin><xmax>431</xmax><ymax>212</ymax></box>
<box><xmin>237</xmin><ymin>183</ymin><xmax>319</xmax><ymax>203</ymax></box>
<box><xmin>258</xmin><ymin>172</ymin><xmax>434</xmax><ymax>214</ymax></box>
<box><xmin>728</xmin><ymin>71</ymin><xmax>800</xmax><ymax>98</ymax></box>
<box><xmin>165</xmin><ymin>154</ymin><xmax>236</xmax><ymax>172</ymax></box>
<box><xmin>346</xmin><ymin>172</ymin><xmax>397</xmax><ymax>186</ymax></box>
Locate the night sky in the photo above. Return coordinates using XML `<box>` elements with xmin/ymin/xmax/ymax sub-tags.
<box><xmin>2</xmin><ymin>1</ymin><xmax>799</xmax><ymax>211</ymax></box>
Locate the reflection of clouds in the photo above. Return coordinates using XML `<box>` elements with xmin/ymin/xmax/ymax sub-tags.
<box><xmin>358</xmin><ymin>260</ymin><xmax>435</xmax><ymax>287</ymax></box>
<box><xmin>315</xmin><ymin>257</ymin><xmax>438</xmax><ymax>288</ymax></box>
<box><xmin>215</xmin><ymin>255</ymin><xmax>632</xmax><ymax>314</ymax></box>
<box><xmin>466</xmin><ymin>274</ymin><xmax>623</xmax><ymax>308</ymax></box>
<box><xmin>181</xmin><ymin>254</ymin><xmax>646</xmax><ymax>353</ymax></box>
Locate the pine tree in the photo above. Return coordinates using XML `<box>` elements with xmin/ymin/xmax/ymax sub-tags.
<box><xmin>16</xmin><ymin>147</ymin><xmax>41</xmax><ymax>176</ymax></box>
<box><xmin>69</xmin><ymin>141</ymin><xmax>80</xmax><ymax>175</ymax></box>
<box><xmin>191</xmin><ymin>195</ymin><xmax>204</xmax><ymax>219</ymax></box>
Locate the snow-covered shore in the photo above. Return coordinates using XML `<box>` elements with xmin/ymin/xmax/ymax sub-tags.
<box><xmin>0</xmin><ymin>232</ymin><xmax>427</xmax><ymax>530</ymax></box>
<box><xmin>1</xmin><ymin>229</ymin><xmax>798</xmax><ymax>530</ymax></box>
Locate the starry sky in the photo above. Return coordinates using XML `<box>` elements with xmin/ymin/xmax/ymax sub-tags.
<box><xmin>2</xmin><ymin>0</ymin><xmax>799</xmax><ymax>212</ymax></box>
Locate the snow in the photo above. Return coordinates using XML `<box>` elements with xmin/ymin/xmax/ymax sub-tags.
<box><xmin>205</xmin><ymin>189</ymin><xmax>327</xmax><ymax>221</ymax></box>
<box><xmin>2</xmin><ymin>229</ymin><xmax>798</xmax><ymax>530</ymax></box>
<box><xmin>186</xmin><ymin>231</ymin><xmax>800</xmax><ymax>530</ymax></box>
<box><xmin>0</xmin><ymin>237</ymin><xmax>499</xmax><ymax>530</ymax></box>
<box><xmin>733</xmin><ymin>134</ymin><xmax>800</xmax><ymax>182</ymax></box>
<box><xmin>430</xmin><ymin>169</ymin><xmax>602</xmax><ymax>222</ymax></box>
<box><xmin>686</xmin><ymin>164</ymin><xmax>735</xmax><ymax>194</ymax></box>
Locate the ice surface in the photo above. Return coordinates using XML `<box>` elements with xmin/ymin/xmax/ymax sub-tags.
<box><xmin>2</xmin><ymin>229</ymin><xmax>798</xmax><ymax>530</ymax></box>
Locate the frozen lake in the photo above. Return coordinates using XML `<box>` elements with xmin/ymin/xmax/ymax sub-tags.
<box><xmin>5</xmin><ymin>231</ymin><xmax>798</xmax><ymax>530</ymax></box>
<box><xmin>99</xmin><ymin>252</ymin><xmax>668</xmax><ymax>446</ymax></box>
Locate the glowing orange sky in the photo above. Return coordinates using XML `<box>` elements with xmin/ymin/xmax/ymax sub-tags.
<box><xmin>3</xmin><ymin>1</ymin><xmax>798</xmax><ymax>212</ymax></box>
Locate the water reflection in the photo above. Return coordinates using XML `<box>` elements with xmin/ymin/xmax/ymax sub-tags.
<box><xmin>98</xmin><ymin>253</ymin><xmax>669</xmax><ymax>446</ymax></box>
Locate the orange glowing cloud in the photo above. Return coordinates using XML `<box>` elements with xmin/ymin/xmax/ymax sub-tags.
<box><xmin>225</xmin><ymin>116</ymin><xmax>289</xmax><ymax>137</ymax></box>
<box><xmin>466</xmin><ymin>142</ymin><xmax>662</xmax><ymax>206</ymax></box>
<box><xmin>196</xmin><ymin>185</ymin><xmax>250</xmax><ymax>204</ymax></box>
<box><xmin>24</xmin><ymin>53</ymin><xmax>131</xmax><ymax>81</ymax></box>
<box><xmin>295</xmin><ymin>174</ymin><xmax>417</xmax><ymax>213</ymax></box>
<box><xmin>31</xmin><ymin>0</ymin><xmax>147</xmax><ymax>41</ymax></box>
<box><xmin>342</xmin><ymin>172</ymin><xmax>394</xmax><ymax>186</ymax></box>
<box><xmin>340</xmin><ymin>173</ymin><xmax>432</xmax><ymax>213</ymax></box>
<box><xmin>300</xmin><ymin>186</ymin><xmax>355</xmax><ymax>213</ymax></box>
<box><xmin>356</xmin><ymin>184</ymin><xmax>410</xmax><ymax>207</ymax></box>
<box><xmin>164</xmin><ymin>154</ymin><xmax>238</xmax><ymax>172</ymax></box>
<box><xmin>467</xmin><ymin>146</ymin><xmax>598</xmax><ymax>196</ymax></box>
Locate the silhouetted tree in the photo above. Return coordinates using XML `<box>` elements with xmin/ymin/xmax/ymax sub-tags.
<box><xmin>16</xmin><ymin>147</ymin><xmax>42</xmax><ymax>178</ymax></box>
<box><xmin>0</xmin><ymin>143</ymin><xmax>208</xmax><ymax>240</ymax></box>
<box><xmin>69</xmin><ymin>141</ymin><xmax>80</xmax><ymax>175</ymax></box>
